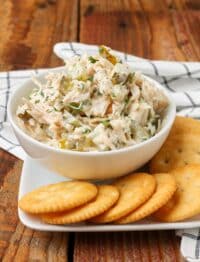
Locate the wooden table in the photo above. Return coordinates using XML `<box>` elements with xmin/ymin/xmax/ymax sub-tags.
<box><xmin>0</xmin><ymin>0</ymin><xmax>199</xmax><ymax>261</ymax></box>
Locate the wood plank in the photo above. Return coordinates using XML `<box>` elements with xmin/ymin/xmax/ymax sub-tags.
<box><xmin>0</xmin><ymin>151</ymin><xmax>69</xmax><ymax>261</ymax></box>
<box><xmin>80</xmin><ymin>0</ymin><xmax>200</xmax><ymax>60</ymax></box>
<box><xmin>158</xmin><ymin>231</ymin><xmax>184</xmax><ymax>262</ymax></box>
<box><xmin>0</xmin><ymin>0</ymin><xmax>78</xmax><ymax>71</ymax></box>
<box><xmin>73</xmin><ymin>231</ymin><xmax>183</xmax><ymax>262</ymax></box>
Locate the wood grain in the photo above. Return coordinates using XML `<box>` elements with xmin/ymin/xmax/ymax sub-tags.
<box><xmin>80</xmin><ymin>0</ymin><xmax>200</xmax><ymax>60</ymax></box>
<box><xmin>0</xmin><ymin>0</ymin><xmax>78</xmax><ymax>71</ymax></box>
<box><xmin>0</xmin><ymin>151</ymin><xmax>68</xmax><ymax>261</ymax></box>
<box><xmin>74</xmin><ymin>231</ymin><xmax>184</xmax><ymax>262</ymax></box>
<box><xmin>0</xmin><ymin>0</ymin><xmax>199</xmax><ymax>261</ymax></box>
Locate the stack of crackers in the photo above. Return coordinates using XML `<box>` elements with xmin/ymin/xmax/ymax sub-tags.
<box><xmin>19</xmin><ymin>116</ymin><xmax>200</xmax><ymax>224</ymax></box>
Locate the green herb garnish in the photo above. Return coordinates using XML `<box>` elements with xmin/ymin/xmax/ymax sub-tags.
<box><xmin>45</xmin><ymin>95</ymin><xmax>49</xmax><ymax>101</ymax></box>
<box><xmin>35</xmin><ymin>100</ymin><xmax>40</xmax><ymax>104</ymax></box>
<box><xmin>124</xmin><ymin>96</ymin><xmax>130</xmax><ymax>104</ymax></box>
<box><xmin>40</xmin><ymin>90</ymin><xmax>44</xmax><ymax>97</ymax></box>
<box><xmin>53</xmin><ymin>106</ymin><xmax>59</xmax><ymax>112</ymax></box>
<box><xmin>123</xmin><ymin>72</ymin><xmax>135</xmax><ymax>85</ymax></box>
<box><xmin>88</xmin><ymin>76</ymin><xmax>94</xmax><ymax>82</ymax></box>
<box><xmin>111</xmin><ymin>72</ymin><xmax>121</xmax><ymax>84</ymax></box>
<box><xmin>101</xmin><ymin>119</ymin><xmax>111</xmax><ymax>127</ymax></box>
<box><xmin>83</xmin><ymin>128</ymin><xmax>91</xmax><ymax>134</ymax></box>
<box><xmin>88</xmin><ymin>56</ymin><xmax>98</xmax><ymax>63</ymax></box>
<box><xmin>68</xmin><ymin>102</ymin><xmax>83</xmax><ymax>111</ymax></box>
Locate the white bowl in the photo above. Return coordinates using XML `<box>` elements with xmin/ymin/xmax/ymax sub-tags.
<box><xmin>8</xmin><ymin>67</ymin><xmax>176</xmax><ymax>180</ymax></box>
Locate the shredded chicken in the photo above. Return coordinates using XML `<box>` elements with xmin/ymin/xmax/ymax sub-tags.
<box><xmin>16</xmin><ymin>46</ymin><xmax>169</xmax><ymax>151</ymax></box>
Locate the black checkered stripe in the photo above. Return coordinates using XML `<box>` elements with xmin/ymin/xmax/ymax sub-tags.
<box><xmin>0</xmin><ymin>42</ymin><xmax>200</xmax><ymax>159</ymax></box>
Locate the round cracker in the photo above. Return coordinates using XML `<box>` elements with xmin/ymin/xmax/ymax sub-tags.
<box><xmin>154</xmin><ymin>165</ymin><xmax>200</xmax><ymax>222</ymax></box>
<box><xmin>169</xmin><ymin>116</ymin><xmax>200</xmax><ymax>136</ymax></box>
<box><xmin>19</xmin><ymin>181</ymin><xmax>97</xmax><ymax>214</ymax></box>
<box><xmin>150</xmin><ymin>116</ymin><xmax>200</xmax><ymax>173</ymax></box>
<box><xmin>116</xmin><ymin>173</ymin><xmax>177</xmax><ymax>224</ymax></box>
<box><xmin>90</xmin><ymin>173</ymin><xmax>156</xmax><ymax>223</ymax></box>
<box><xmin>41</xmin><ymin>185</ymin><xmax>119</xmax><ymax>224</ymax></box>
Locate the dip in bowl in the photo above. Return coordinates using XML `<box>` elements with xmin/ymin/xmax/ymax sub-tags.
<box><xmin>8</xmin><ymin>46</ymin><xmax>176</xmax><ymax>179</ymax></box>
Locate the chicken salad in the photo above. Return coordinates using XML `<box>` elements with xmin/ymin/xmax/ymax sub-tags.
<box><xmin>16</xmin><ymin>46</ymin><xmax>169</xmax><ymax>152</ymax></box>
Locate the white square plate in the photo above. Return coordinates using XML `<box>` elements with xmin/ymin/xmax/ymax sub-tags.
<box><xmin>18</xmin><ymin>156</ymin><xmax>200</xmax><ymax>232</ymax></box>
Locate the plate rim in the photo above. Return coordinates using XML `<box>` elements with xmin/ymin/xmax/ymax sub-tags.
<box><xmin>18</xmin><ymin>156</ymin><xmax>200</xmax><ymax>232</ymax></box>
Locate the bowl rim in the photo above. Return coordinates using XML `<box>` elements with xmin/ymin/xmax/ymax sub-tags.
<box><xmin>8</xmin><ymin>67</ymin><xmax>176</xmax><ymax>157</ymax></box>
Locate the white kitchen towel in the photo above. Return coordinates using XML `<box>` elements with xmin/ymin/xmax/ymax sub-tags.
<box><xmin>177</xmin><ymin>229</ymin><xmax>200</xmax><ymax>262</ymax></box>
<box><xmin>0</xmin><ymin>42</ymin><xmax>200</xmax><ymax>261</ymax></box>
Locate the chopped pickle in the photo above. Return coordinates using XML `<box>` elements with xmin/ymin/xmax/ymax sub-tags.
<box><xmin>77</xmin><ymin>75</ymin><xmax>87</xmax><ymax>82</ymax></box>
<box><xmin>99</xmin><ymin>45</ymin><xmax>117</xmax><ymax>65</ymax></box>
<box><xmin>71</xmin><ymin>119</ymin><xmax>81</xmax><ymax>127</ymax></box>
<box><xmin>60</xmin><ymin>76</ymin><xmax>72</xmax><ymax>93</ymax></box>
<box><xmin>77</xmin><ymin>74</ymin><xmax>94</xmax><ymax>82</ymax></box>
<box><xmin>84</xmin><ymin>137</ymin><xmax>95</xmax><ymax>148</ymax></box>
<box><xmin>72</xmin><ymin>137</ymin><xmax>95</xmax><ymax>151</ymax></box>
<box><xmin>58</xmin><ymin>139</ymin><xmax>68</xmax><ymax>149</ymax></box>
